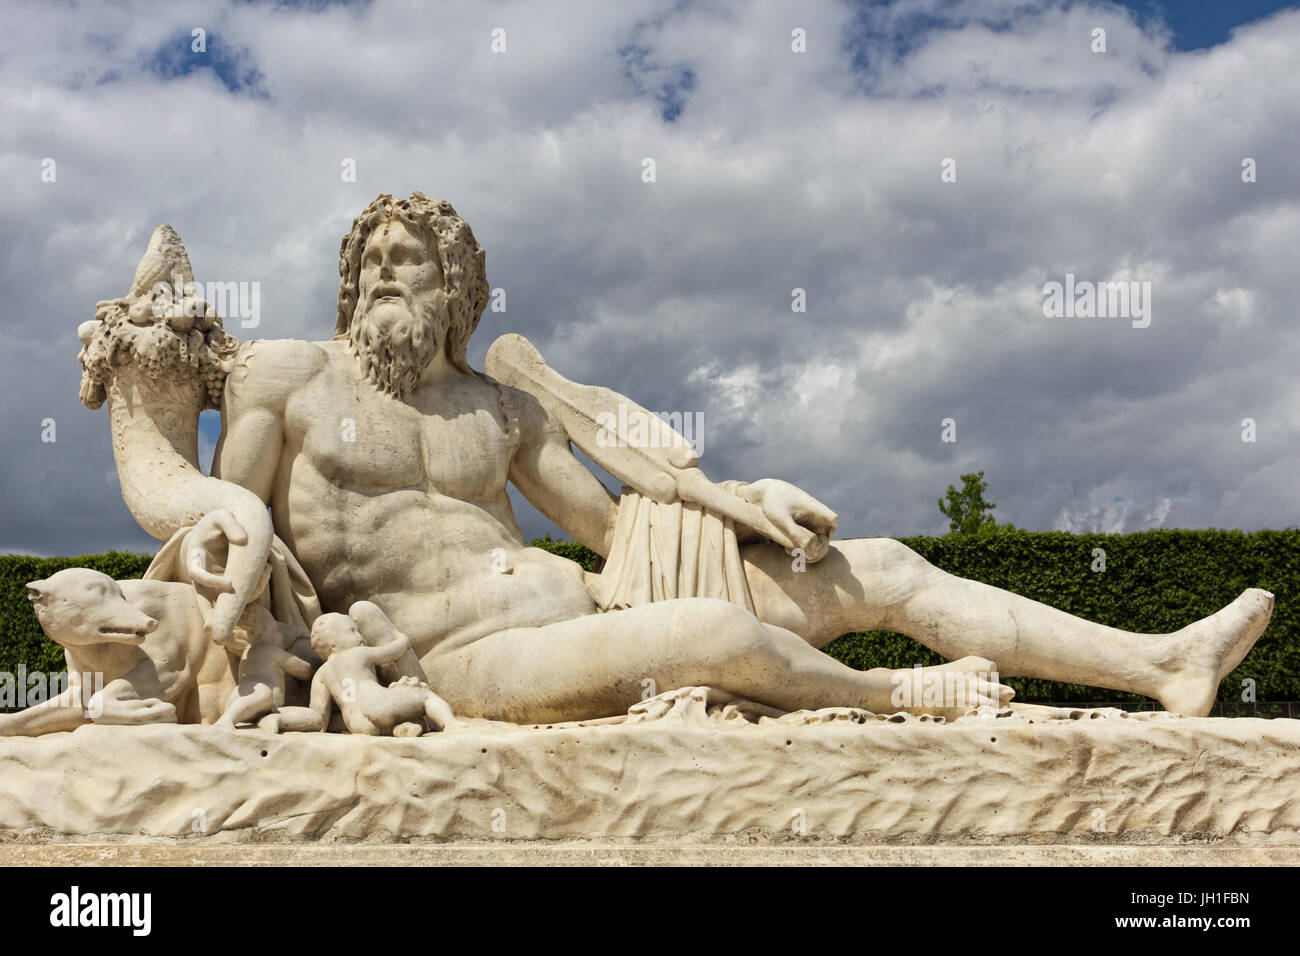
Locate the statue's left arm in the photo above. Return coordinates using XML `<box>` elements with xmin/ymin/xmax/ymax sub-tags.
<box><xmin>508</xmin><ymin>390</ymin><xmax>620</xmax><ymax>557</ymax></box>
<box><xmin>488</xmin><ymin>334</ymin><xmax>838</xmax><ymax>563</ymax></box>
<box><xmin>507</xmin><ymin>387</ymin><xmax>839</xmax><ymax>562</ymax></box>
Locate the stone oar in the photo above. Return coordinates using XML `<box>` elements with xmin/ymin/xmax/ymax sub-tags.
<box><xmin>485</xmin><ymin>333</ymin><xmax>799</xmax><ymax>552</ymax></box>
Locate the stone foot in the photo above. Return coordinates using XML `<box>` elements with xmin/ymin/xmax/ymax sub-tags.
<box><xmin>1156</xmin><ymin>588</ymin><xmax>1274</xmax><ymax>716</ymax></box>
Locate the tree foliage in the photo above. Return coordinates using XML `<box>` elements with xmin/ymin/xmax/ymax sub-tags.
<box><xmin>938</xmin><ymin>470</ymin><xmax>1014</xmax><ymax>534</ymax></box>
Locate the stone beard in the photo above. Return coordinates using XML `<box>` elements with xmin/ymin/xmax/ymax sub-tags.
<box><xmin>348</xmin><ymin>291</ymin><xmax>451</xmax><ymax>400</ymax></box>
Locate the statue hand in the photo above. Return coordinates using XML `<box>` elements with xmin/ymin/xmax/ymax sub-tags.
<box><xmin>183</xmin><ymin>509</ymin><xmax>247</xmax><ymax>590</ymax></box>
<box><xmin>182</xmin><ymin>509</ymin><xmax>269</xmax><ymax>646</ymax></box>
<box><xmin>742</xmin><ymin>479</ymin><xmax>838</xmax><ymax>563</ymax></box>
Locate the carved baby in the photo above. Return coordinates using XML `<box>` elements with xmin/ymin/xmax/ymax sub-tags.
<box><xmin>216</xmin><ymin>602</ymin><xmax>315</xmax><ymax>729</ymax></box>
<box><xmin>300</xmin><ymin>604</ymin><xmax>458</xmax><ymax>736</ymax></box>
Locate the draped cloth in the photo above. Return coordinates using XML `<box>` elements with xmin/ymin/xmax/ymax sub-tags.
<box><xmin>588</xmin><ymin>486</ymin><xmax>755</xmax><ymax>614</ymax></box>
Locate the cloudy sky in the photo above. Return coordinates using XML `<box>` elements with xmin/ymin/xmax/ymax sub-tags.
<box><xmin>3</xmin><ymin>0</ymin><xmax>1299</xmax><ymax>556</ymax></box>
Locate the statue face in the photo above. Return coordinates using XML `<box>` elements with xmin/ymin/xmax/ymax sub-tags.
<box><xmin>356</xmin><ymin>218</ymin><xmax>444</xmax><ymax>343</ymax></box>
<box><xmin>350</xmin><ymin>216</ymin><xmax>454</xmax><ymax>396</ymax></box>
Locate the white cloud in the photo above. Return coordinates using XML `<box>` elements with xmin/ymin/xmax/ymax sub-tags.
<box><xmin>2</xmin><ymin>0</ymin><xmax>1299</xmax><ymax>554</ymax></box>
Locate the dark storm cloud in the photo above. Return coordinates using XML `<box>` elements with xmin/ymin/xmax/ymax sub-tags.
<box><xmin>2</xmin><ymin>0</ymin><xmax>1298</xmax><ymax>556</ymax></box>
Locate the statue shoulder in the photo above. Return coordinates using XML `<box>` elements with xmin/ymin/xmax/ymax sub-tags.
<box><xmin>488</xmin><ymin>378</ymin><xmax>549</xmax><ymax>429</ymax></box>
<box><xmin>484</xmin><ymin>378</ymin><xmax>567</xmax><ymax>454</ymax></box>
<box><xmin>224</xmin><ymin>338</ymin><xmax>332</xmax><ymax>412</ymax></box>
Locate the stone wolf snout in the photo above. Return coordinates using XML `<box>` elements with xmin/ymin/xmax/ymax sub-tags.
<box><xmin>27</xmin><ymin>568</ymin><xmax>158</xmax><ymax>647</ymax></box>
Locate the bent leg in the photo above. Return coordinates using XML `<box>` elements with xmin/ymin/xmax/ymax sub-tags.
<box><xmin>91</xmin><ymin>665</ymin><xmax>179</xmax><ymax>726</ymax></box>
<box><xmin>217</xmin><ymin>682</ymin><xmax>276</xmax><ymax>728</ymax></box>
<box><xmin>366</xmin><ymin>684</ymin><xmax>431</xmax><ymax>733</ymax></box>
<box><xmin>0</xmin><ymin>686</ymin><xmax>89</xmax><ymax>736</ymax></box>
<box><xmin>422</xmin><ymin>598</ymin><xmax>1005</xmax><ymax>724</ymax></box>
<box><xmin>422</xmin><ymin>689</ymin><xmax>458</xmax><ymax>731</ymax></box>
<box><xmin>743</xmin><ymin>537</ymin><xmax>1273</xmax><ymax>715</ymax></box>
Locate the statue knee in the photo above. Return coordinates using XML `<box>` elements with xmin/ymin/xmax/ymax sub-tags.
<box><xmin>865</xmin><ymin>537</ymin><xmax>933</xmax><ymax>575</ymax></box>
<box><xmin>676</xmin><ymin>599</ymin><xmax>769</xmax><ymax>658</ymax></box>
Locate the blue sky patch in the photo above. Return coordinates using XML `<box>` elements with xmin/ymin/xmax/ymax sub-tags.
<box><xmin>619</xmin><ymin>41</ymin><xmax>697</xmax><ymax>123</ymax></box>
<box><xmin>145</xmin><ymin>29</ymin><xmax>268</xmax><ymax>97</ymax></box>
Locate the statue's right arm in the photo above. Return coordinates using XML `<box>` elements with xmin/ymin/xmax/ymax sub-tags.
<box><xmin>275</xmin><ymin>647</ymin><xmax>316</xmax><ymax>682</ymax></box>
<box><xmin>211</xmin><ymin>340</ymin><xmax>324</xmax><ymax>503</ymax></box>
<box><xmin>183</xmin><ymin>343</ymin><xmax>324</xmax><ymax>623</ymax></box>
<box><xmin>358</xmin><ymin>633</ymin><xmax>413</xmax><ymax>668</ymax></box>
<box><xmin>211</xmin><ymin>348</ymin><xmax>286</xmax><ymax>503</ymax></box>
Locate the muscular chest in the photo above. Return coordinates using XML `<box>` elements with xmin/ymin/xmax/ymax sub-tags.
<box><xmin>293</xmin><ymin>381</ymin><xmax>516</xmax><ymax>499</ymax></box>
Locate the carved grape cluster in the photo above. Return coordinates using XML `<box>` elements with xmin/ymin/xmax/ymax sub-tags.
<box><xmin>78</xmin><ymin>299</ymin><xmax>241</xmax><ymax>411</ymax></box>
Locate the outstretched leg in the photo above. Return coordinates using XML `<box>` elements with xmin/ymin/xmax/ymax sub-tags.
<box><xmin>742</xmin><ymin>537</ymin><xmax>1273</xmax><ymax>715</ymax></box>
<box><xmin>0</xmin><ymin>685</ymin><xmax>89</xmax><ymax>736</ymax></box>
<box><xmin>422</xmin><ymin>597</ymin><xmax>1008</xmax><ymax>724</ymax></box>
<box><xmin>217</xmin><ymin>681</ymin><xmax>276</xmax><ymax>729</ymax></box>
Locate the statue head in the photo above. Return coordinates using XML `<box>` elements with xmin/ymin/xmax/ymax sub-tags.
<box><xmin>335</xmin><ymin>193</ymin><xmax>489</xmax><ymax>398</ymax></box>
<box><xmin>26</xmin><ymin>568</ymin><xmax>158</xmax><ymax>647</ymax></box>
<box><xmin>310</xmin><ymin>612</ymin><xmax>365</xmax><ymax>660</ymax></box>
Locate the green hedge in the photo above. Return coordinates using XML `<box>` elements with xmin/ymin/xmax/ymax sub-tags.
<box><xmin>4</xmin><ymin>529</ymin><xmax>1295</xmax><ymax>704</ymax></box>
<box><xmin>528</xmin><ymin>535</ymin><xmax>604</xmax><ymax>572</ymax></box>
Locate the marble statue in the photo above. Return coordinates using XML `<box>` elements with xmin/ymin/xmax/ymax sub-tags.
<box><xmin>0</xmin><ymin>191</ymin><xmax>1290</xmax><ymax>846</ymax></box>
<box><xmin>75</xmin><ymin>225</ymin><xmax>277</xmax><ymax>652</ymax></box>
<box><xmin>4</xmin><ymin>191</ymin><xmax>1274</xmax><ymax>740</ymax></box>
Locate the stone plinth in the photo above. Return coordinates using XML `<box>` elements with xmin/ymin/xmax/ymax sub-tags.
<box><xmin>1</xmin><ymin>710</ymin><xmax>1297</xmax><ymax>844</ymax></box>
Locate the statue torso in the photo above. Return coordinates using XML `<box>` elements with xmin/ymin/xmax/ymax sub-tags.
<box><xmin>271</xmin><ymin>341</ymin><xmax>596</xmax><ymax>660</ymax></box>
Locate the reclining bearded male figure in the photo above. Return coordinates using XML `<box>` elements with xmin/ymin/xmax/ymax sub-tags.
<box><xmin>186</xmin><ymin>192</ymin><xmax>1272</xmax><ymax>726</ymax></box>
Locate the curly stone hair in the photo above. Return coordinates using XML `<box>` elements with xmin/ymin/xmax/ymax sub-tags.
<box><xmin>334</xmin><ymin>193</ymin><xmax>489</xmax><ymax>372</ymax></box>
